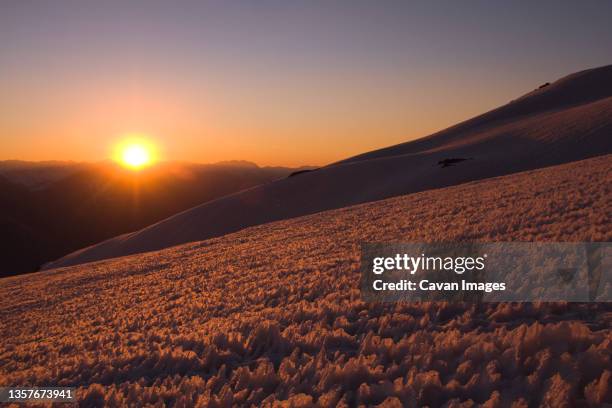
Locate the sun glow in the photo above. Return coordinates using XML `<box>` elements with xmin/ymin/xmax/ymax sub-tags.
<box><xmin>114</xmin><ymin>137</ymin><xmax>157</xmax><ymax>170</ymax></box>
<box><xmin>122</xmin><ymin>145</ymin><xmax>150</xmax><ymax>168</ymax></box>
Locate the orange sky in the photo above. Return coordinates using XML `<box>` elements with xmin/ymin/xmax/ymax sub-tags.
<box><xmin>1</xmin><ymin>71</ymin><xmax>513</xmax><ymax>166</ymax></box>
<box><xmin>2</xmin><ymin>2</ymin><xmax>611</xmax><ymax>167</ymax></box>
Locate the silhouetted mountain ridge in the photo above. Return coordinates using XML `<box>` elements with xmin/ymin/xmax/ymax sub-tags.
<box><xmin>0</xmin><ymin>161</ymin><xmax>309</xmax><ymax>276</ymax></box>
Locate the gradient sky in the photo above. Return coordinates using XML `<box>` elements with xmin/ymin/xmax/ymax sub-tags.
<box><xmin>1</xmin><ymin>1</ymin><xmax>611</xmax><ymax>166</ymax></box>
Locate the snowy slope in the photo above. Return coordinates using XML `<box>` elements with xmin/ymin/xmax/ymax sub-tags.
<box><xmin>1</xmin><ymin>155</ymin><xmax>610</xmax><ymax>406</ymax></box>
<box><xmin>46</xmin><ymin>65</ymin><xmax>612</xmax><ymax>268</ymax></box>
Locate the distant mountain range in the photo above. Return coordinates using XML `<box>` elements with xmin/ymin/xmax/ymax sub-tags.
<box><xmin>48</xmin><ymin>64</ymin><xmax>612</xmax><ymax>269</ymax></box>
<box><xmin>0</xmin><ymin>160</ymin><xmax>312</xmax><ymax>276</ymax></box>
<box><xmin>0</xmin><ymin>160</ymin><xmax>86</xmax><ymax>190</ymax></box>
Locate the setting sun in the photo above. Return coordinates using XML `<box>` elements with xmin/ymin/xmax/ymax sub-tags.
<box><xmin>122</xmin><ymin>145</ymin><xmax>150</xmax><ymax>168</ymax></box>
<box><xmin>114</xmin><ymin>137</ymin><xmax>157</xmax><ymax>170</ymax></box>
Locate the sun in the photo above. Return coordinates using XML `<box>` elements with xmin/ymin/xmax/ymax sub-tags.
<box><xmin>114</xmin><ymin>137</ymin><xmax>157</xmax><ymax>170</ymax></box>
<box><xmin>122</xmin><ymin>144</ymin><xmax>150</xmax><ymax>168</ymax></box>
